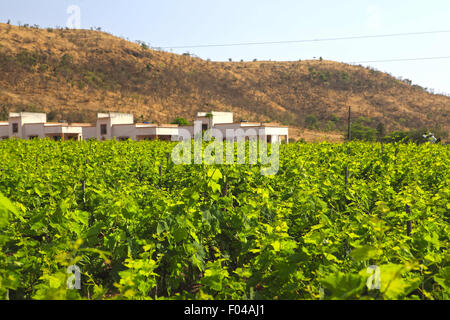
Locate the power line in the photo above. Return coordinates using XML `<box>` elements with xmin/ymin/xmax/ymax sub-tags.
<box><xmin>161</xmin><ymin>29</ymin><xmax>450</xmax><ymax>49</ymax></box>
<box><xmin>350</xmin><ymin>56</ymin><xmax>450</xmax><ymax>64</ymax></box>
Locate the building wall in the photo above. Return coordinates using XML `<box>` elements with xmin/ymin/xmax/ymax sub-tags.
<box><xmin>264</xmin><ymin>127</ymin><xmax>289</xmax><ymax>136</ymax></box>
<box><xmin>135</xmin><ymin>126</ymin><xmax>157</xmax><ymax>139</ymax></box>
<box><xmin>44</xmin><ymin>126</ymin><xmax>83</xmax><ymax>141</ymax></box>
<box><xmin>197</xmin><ymin>112</ymin><xmax>234</xmax><ymax>127</ymax></box>
<box><xmin>0</xmin><ymin>125</ymin><xmax>9</xmax><ymax>139</ymax></box>
<box><xmin>82</xmin><ymin>127</ymin><xmax>97</xmax><ymax>140</ymax></box>
<box><xmin>19</xmin><ymin>113</ymin><xmax>47</xmax><ymax>125</ymax></box>
<box><xmin>96</xmin><ymin>113</ymin><xmax>134</xmax><ymax>140</ymax></box>
<box><xmin>212</xmin><ymin>112</ymin><xmax>233</xmax><ymax>126</ymax></box>
<box><xmin>23</xmin><ymin>123</ymin><xmax>46</xmax><ymax>139</ymax></box>
<box><xmin>156</xmin><ymin>127</ymin><xmax>179</xmax><ymax>140</ymax></box>
<box><xmin>8</xmin><ymin>117</ymin><xmax>22</xmax><ymax>138</ymax></box>
<box><xmin>8</xmin><ymin>113</ymin><xmax>46</xmax><ymax>139</ymax></box>
<box><xmin>176</xmin><ymin>126</ymin><xmax>194</xmax><ymax>141</ymax></box>
<box><xmin>109</xmin><ymin>113</ymin><xmax>134</xmax><ymax>126</ymax></box>
<box><xmin>96</xmin><ymin>118</ymin><xmax>112</xmax><ymax>140</ymax></box>
<box><xmin>112</xmin><ymin>124</ymin><xmax>138</xmax><ymax>140</ymax></box>
<box><xmin>214</xmin><ymin>125</ymin><xmax>265</xmax><ymax>141</ymax></box>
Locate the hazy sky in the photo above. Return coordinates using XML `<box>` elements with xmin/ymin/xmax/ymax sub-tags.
<box><xmin>1</xmin><ymin>0</ymin><xmax>450</xmax><ymax>94</ymax></box>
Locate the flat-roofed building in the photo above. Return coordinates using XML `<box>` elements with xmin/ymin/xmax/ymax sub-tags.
<box><xmin>0</xmin><ymin>112</ymin><xmax>180</xmax><ymax>142</ymax></box>
<box><xmin>178</xmin><ymin>111</ymin><xmax>289</xmax><ymax>143</ymax></box>
<box><xmin>0</xmin><ymin>111</ymin><xmax>289</xmax><ymax>143</ymax></box>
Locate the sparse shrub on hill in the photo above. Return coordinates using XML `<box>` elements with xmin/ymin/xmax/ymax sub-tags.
<box><xmin>136</xmin><ymin>40</ymin><xmax>149</xmax><ymax>50</ymax></box>
<box><xmin>16</xmin><ymin>50</ymin><xmax>40</xmax><ymax>70</ymax></box>
<box><xmin>305</xmin><ymin>114</ymin><xmax>318</xmax><ymax>129</ymax></box>
<box><xmin>326</xmin><ymin>120</ymin><xmax>336</xmax><ymax>132</ymax></box>
<box><xmin>38</xmin><ymin>64</ymin><xmax>49</xmax><ymax>73</ymax></box>
<box><xmin>0</xmin><ymin>104</ymin><xmax>9</xmax><ymax>121</ymax></box>
<box><xmin>330</xmin><ymin>114</ymin><xmax>340</xmax><ymax>123</ymax></box>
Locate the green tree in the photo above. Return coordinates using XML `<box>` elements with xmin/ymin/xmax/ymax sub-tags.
<box><xmin>171</xmin><ymin>117</ymin><xmax>190</xmax><ymax>126</ymax></box>
<box><xmin>376</xmin><ymin>122</ymin><xmax>385</xmax><ymax>141</ymax></box>
<box><xmin>305</xmin><ymin>114</ymin><xmax>318</xmax><ymax>129</ymax></box>
<box><xmin>350</xmin><ymin>122</ymin><xmax>377</xmax><ymax>141</ymax></box>
<box><xmin>330</xmin><ymin>114</ymin><xmax>339</xmax><ymax>123</ymax></box>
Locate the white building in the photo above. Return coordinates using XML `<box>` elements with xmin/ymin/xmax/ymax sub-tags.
<box><xmin>178</xmin><ymin>112</ymin><xmax>289</xmax><ymax>143</ymax></box>
<box><xmin>0</xmin><ymin>112</ymin><xmax>178</xmax><ymax>142</ymax></box>
<box><xmin>0</xmin><ymin>111</ymin><xmax>289</xmax><ymax>143</ymax></box>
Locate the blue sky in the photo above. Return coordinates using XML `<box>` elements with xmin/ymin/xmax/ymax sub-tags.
<box><xmin>1</xmin><ymin>0</ymin><xmax>450</xmax><ymax>94</ymax></box>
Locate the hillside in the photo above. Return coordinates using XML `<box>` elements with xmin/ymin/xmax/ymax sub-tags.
<box><xmin>0</xmin><ymin>23</ymin><xmax>449</xmax><ymax>141</ymax></box>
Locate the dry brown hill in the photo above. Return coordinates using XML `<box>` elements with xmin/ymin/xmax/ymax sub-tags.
<box><xmin>0</xmin><ymin>23</ymin><xmax>449</xmax><ymax>141</ymax></box>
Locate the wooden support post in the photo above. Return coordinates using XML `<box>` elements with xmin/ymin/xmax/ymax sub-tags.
<box><xmin>345</xmin><ymin>166</ymin><xmax>349</xmax><ymax>189</ymax></box>
<box><xmin>394</xmin><ymin>148</ymin><xmax>398</xmax><ymax>166</ymax></box>
<box><xmin>82</xmin><ymin>180</ymin><xmax>86</xmax><ymax>209</ymax></box>
<box><xmin>406</xmin><ymin>204</ymin><xmax>412</xmax><ymax>236</ymax></box>
<box><xmin>82</xmin><ymin>159</ymin><xmax>89</xmax><ymax>212</ymax></box>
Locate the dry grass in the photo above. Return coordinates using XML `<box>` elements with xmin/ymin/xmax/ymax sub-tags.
<box><xmin>0</xmin><ymin>23</ymin><xmax>448</xmax><ymax>142</ymax></box>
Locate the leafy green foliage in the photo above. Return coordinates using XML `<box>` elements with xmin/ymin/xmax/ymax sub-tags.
<box><xmin>351</xmin><ymin>119</ymin><xmax>378</xmax><ymax>141</ymax></box>
<box><xmin>171</xmin><ymin>118</ymin><xmax>190</xmax><ymax>126</ymax></box>
<box><xmin>0</xmin><ymin>139</ymin><xmax>448</xmax><ymax>300</ymax></box>
<box><xmin>383</xmin><ymin>129</ymin><xmax>448</xmax><ymax>144</ymax></box>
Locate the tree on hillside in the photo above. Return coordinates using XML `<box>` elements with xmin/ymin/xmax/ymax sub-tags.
<box><xmin>350</xmin><ymin>122</ymin><xmax>377</xmax><ymax>141</ymax></box>
<box><xmin>305</xmin><ymin>114</ymin><xmax>318</xmax><ymax>129</ymax></box>
<box><xmin>47</xmin><ymin>110</ymin><xmax>59</xmax><ymax>122</ymax></box>
<box><xmin>376</xmin><ymin>122</ymin><xmax>385</xmax><ymax>141</ymax></box>
<box><xmin>171</xmin><ymin>117</ymin><xmax>190</xmax><ymax>126</ymax></box>
<box><xmin>0</xmin><ymin>104</ymin><xmax>8</xmax><ymax>121</ymax></box>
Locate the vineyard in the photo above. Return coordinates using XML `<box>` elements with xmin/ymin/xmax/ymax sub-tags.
<box><xmin>0</xmin><ymin>139</ymin><xmax>449</xmax><ymax>300</ymax></box>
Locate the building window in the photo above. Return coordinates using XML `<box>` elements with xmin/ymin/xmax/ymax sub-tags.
<box><xmin>12</xmin><ymin>123</ymin><xmax>18</xmax><ymax>133</ymax></box>
<box><xmin>202</xmin><ymin>124</ymin><xmax>208</xmax><ymax>131</ymax></box>
<box><xmin>29</xmin><ymin>136</ymin><xmax>39</xmax><ymax>140</ymax></box>
<box><xmin>118</xmin><ymin>137</ymin><xmax>129</xmax><ymax>141</ymax></box>
<box><xmin>53</xmin><ymin>136</ymin><xmax>62</xmax><ymax>141</ymax></box>
<box><xmin>101</xmin><ymin>124</ymin><xmax>107</xmax><ymax>135</ymax></box>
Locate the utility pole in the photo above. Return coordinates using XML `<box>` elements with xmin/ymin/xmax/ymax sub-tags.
<box><xmin>347</xmin><ymin>106</ymin><xmax>352</xmax><ymax>141</ymax></box>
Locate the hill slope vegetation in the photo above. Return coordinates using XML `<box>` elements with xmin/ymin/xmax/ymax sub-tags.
<box><xmin>0</xmin><ymin>23</ymin><xmax>449</xmax><ymax>141</ymax></box>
